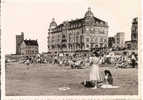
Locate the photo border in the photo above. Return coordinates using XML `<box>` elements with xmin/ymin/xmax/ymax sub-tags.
<box><xmin>1</xmin><ymin>0</ymin><xmax>142</xmax><ymax>100</ymax></box>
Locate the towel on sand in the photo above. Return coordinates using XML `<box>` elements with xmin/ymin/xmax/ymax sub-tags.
<box><xmin>101</xmin><ymin>84</ymin><xmax>119</xmax><ymax>88</ymax></box>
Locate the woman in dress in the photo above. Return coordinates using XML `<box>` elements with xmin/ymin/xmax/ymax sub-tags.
<box><xmin>89</xmin><ymin>52</ymin><xmax>103</xmax><ymax>89</ymax></box>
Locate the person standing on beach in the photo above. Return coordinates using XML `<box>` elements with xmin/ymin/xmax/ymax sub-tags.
<box><xmin>131</xmin><ymin>52</ymin><xmax>136</xmax><ymax>68</ymax></box>
<box><xmin>89</xmin><ymin>53</ymin><xmax>103</xmax><ymax>89</ymax></box>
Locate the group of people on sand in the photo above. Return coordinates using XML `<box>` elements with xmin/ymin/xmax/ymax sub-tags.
<box><xmin>82</xmin><ymin>51</ymin><xmax>138</xmax><ymax>89</ymax></box>
<box><xmin>22</xmin><ymin>50</ymin><xmax>138</xmax><ymax>71</ymax></box>
<box><xmin>114</xmin><ymin>52</ymin><xmax>137</xmax><ymax>68</ymax></box>
<box><xmin>20</xmin><ymin>50</ymin><xmax>137</xmax><ymax>89</ymax></box>
<box><xmin>23</xmin><ymin>55</ymin><xmax>47</xmax><ymax>65</ymax></box>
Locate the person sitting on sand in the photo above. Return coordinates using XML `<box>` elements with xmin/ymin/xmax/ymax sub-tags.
<box><xmin>101</xmin><ymin>69</ymin><xmax>120</xmax><ymax>89</ymax></box>
<box><xmin>104</xmin><ymin>70</ymin><xmax>113</xmax><ymax>85</ymax></box>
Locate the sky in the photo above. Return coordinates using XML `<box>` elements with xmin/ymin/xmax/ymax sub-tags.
<box><xmin>2</xmin><ymin>0</ymin><xmax>141</xmax><ymax>54</ymax></box>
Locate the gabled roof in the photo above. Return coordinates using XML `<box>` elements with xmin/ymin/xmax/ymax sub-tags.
<box><xmin>68</xmin><ymin>18</ymin><xmax>85</xmax><ymax>24</ymax></box>
<box><xmin>51</xmin><ymin>16</ymin><xmax>107</xmax><ymax>33</ymax></box>
<box><xmin>93</xmin><ymin>17</ymin><xmax>106</xmax><ymax>23</ymax></box>
<box><xmin>50</xmin><ymin>8</ymin><xmax>108</xmax><ymax>33</ymax></box>
<box><xmin>55</xmin><ymin>17</ymin><xmax>106</xmax><ymax>28</ymax></box>
<box><xmin>23</xmin><ymin>40</ymin><xmax>38</xmax><ymax>46</ymax></box>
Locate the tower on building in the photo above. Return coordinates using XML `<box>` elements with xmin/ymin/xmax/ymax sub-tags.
<box><xmin>48</xmin><ymin>18</ymin><xmax>57</xmax><ymax>52</ymax></box>
<box><xmin>131</xmin><ymin>17</ymin><xmax>138</xmax><ymax>49</ymax></box>
<box><xmin>49</xmin><ymin>18</ymin><xmax>57</xmax><ymax>31</ymax></box>
<box><xmin>16</xmin><ymin>32</ymin><xmax>24</xmax><ymax>54</ymax></box>
<box><xmin>47</xmin><ymin>8</ymin><xmax>108</xmax><ymax>54</ymax></box>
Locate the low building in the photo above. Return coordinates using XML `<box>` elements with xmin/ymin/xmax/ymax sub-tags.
<box><xmin>114</xmin><ymin>32</ymin><xmax>125</xmax><ymax>48</ymax></box>
<box><xmin>20</xmin><ymin>40</ymin><xmax>39</xmax><ymax>56</ymax></box>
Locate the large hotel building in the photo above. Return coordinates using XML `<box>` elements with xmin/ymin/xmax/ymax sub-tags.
<box><xmin>47</xmin><ymin>8</ymin><xmax>108</xmax><ymax>54</ymax></box>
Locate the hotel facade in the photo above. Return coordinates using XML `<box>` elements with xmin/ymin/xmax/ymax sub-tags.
<box><xmin>47</xmin><ymin>8</ymin><xmax>108</xmax><ymax>54</ymax></box>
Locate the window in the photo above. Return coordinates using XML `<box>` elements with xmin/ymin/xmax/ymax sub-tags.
<box><xmin>104</xmin><ymin>39</ymin><xmax>107</xmax><ymax>42</ymax></box>
<box><xmin>100</xmin><ymin>38</ymin><xmax>103</xmax><ymax>42</ymax></box>
<box><xmin>134</xmin><ymin>34</ymin><xmax>136</xmax><ymax>38</ymax></box>
<box><xmin>76</xmin><ymin>33</ymin><xmax>79</xmax><ymax>43</ymax></box>
<box><xmin>117</xmin><ymin>40</ymin><xmax>120</xmax><ymax>44</ymax></box>
<box><xmin>99</xmin><ymin>28</ymin><xmax>104</xmax><ymax>34</ymax></box>
<box><xmin>86</xmin><ymin>38</ymin><xmax>89</xmax><ymax>42</ymax></box>
<box><xmin>91</xmin><ymin>28</ymin><xmax>94</xmax><ymax>31</ymax></box>
<box><xmin>86</xmin><ymin>28</ymin><xmax>89</xmax><ymax>31</ymax></box>
<box><xmin>69</xmin><ymin>33</ymin><xmax>71</xmax><ymax>42</ymax></box>
<box><xmin>86</xmin><ymin>44</ymin><xmax>89</xmax><ymax>48</ymax></box>
<box><xmin>94</xmin><ymin>38</ymin><xmax>97</xmax><ymax>42</ymax></box>
<box><xmin>91</xmin><ymin>38</ymin><xmax>93</xmax><ymax>43</ymax></box>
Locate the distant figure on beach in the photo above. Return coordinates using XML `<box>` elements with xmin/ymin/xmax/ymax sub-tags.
<box><xmin>131</xmin><ymin>52</ymin><xmax>137</xmax><ymax>68</ymax></box>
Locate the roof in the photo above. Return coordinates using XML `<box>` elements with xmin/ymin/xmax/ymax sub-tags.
<box><xmin>52</xmin><ymin>17</ymin><xmax>106</xmax><ymax>32</ymax></box>
<box><xmin>23</xmin><ymin>40</ymin><xmax>38</xmax><ymax>46</ymax></box>
<box><xmin>68</xmin><ymin>17</ymin><xmax>106</xmax><ymax>25</ymax></box>
<box><xmin>84</xmin><ymin>7</ymin><xmax>94</xmax><ymax>18</ymax></box>
<box><xmin>68</xmin><ymin>18</ymin><xmax>85</xmax><ymax>24</ymax></box>
<box><xmin>50</xmin><ymin>8</ymin><xmax>108</xmax><ymax>33</ymax></box>
<box><xmin>50</xmin><ymin>18</ymin><xmax>57</xmax><ymax>28</ymax></box>
<box><xmin>93</xmin><ymin>17</ymin><xmax>106</xmax><ymax>23</ymax></box>
<box><xmin>125</xmin><ymin>41</ymin><xmax>131</xmax><ymax>43</ymax></box>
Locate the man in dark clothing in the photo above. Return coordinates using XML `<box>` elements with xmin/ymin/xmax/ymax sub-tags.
<box><xmin>131</xmin><ymin>52</ymin><xmax>136</xmax><ymax>68</ymax></box>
